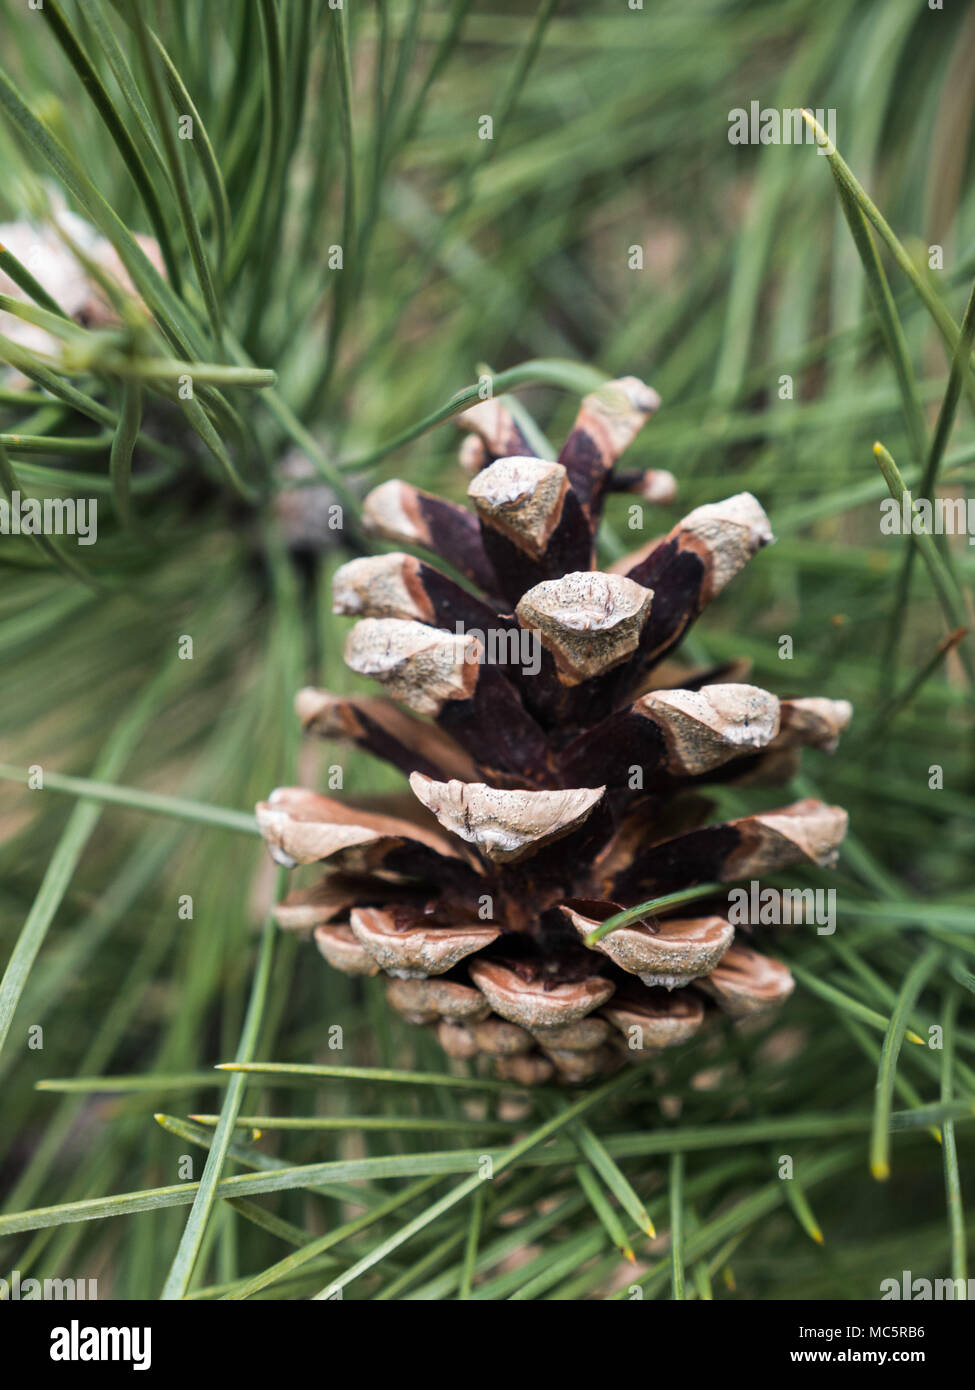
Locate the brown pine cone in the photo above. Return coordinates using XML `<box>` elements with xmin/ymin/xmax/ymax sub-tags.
<box><xmin>257</xmin><ymin>376</ymin><xmax>851</xmax><ymax>1085</ymax></box>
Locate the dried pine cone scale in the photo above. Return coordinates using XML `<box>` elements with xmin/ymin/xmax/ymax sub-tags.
<box><xmin>257</xmin><ymin>377</ymin><xmax>852</xmax><ymax>1083</ymax></box>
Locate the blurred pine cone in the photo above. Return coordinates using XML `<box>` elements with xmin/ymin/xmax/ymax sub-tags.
<box><xmin>257</xmin><ymin>377</ymin><xmax>851</xmax><ymax>1085</ymax></box>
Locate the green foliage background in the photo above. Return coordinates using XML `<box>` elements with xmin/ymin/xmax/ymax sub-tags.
<box><xmin>0</xmin><ymin>0</ymin><xmax>972</xmax><ymax>1300</ymax></box>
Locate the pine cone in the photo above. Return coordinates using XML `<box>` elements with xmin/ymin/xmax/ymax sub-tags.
<box><xmin>258</xmin><ymin>377</ymin><xmax>851</xmax><ymax>1085</ymax></box>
